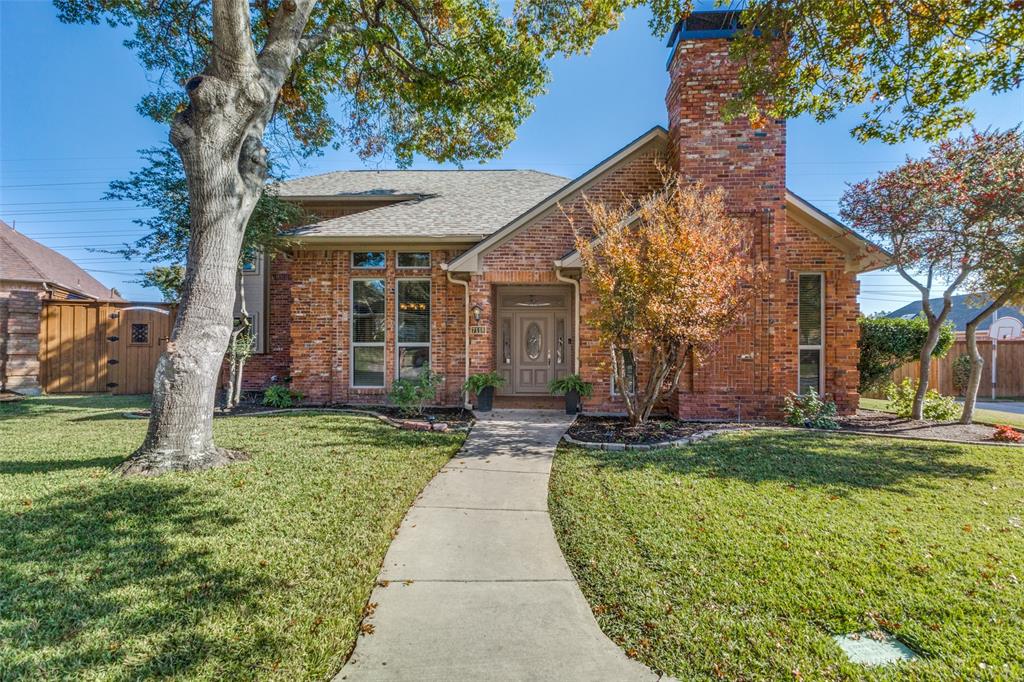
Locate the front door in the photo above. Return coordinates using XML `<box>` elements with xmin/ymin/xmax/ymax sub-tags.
<box><xmin>515</xmin><ymin>313</ymin><xmax>552</xmax><ymax>394</ymax></box>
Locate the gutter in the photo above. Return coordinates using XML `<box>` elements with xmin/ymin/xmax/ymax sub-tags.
<box><xmin>442</xmin><ymin>263</ymin><xmax>472</xmax><ymax>409</ymax></box>
<box><xmin>553</xmin><ymin>263</ymin><xmax>581</xmax><ymax>374</ymax></box>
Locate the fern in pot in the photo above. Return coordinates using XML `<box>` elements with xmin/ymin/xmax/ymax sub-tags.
<box><xmin>463</xmin><ymin>371</ymin><xmax>505</xmax><ymax>412</ymax></box>
<box><xmin>548</xmin><ymin>374</ymin><xmax>593</xmax><ymax>415</ymax></box>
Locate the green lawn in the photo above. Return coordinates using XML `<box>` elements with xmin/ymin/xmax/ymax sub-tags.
<box><xmin>0</xmin><ymin>395</ymin><xmax>464</xmax><ymax>680</ymax></box>
<box><xmin>861</xmin><ymin>396</ymin><xmax>1024</xmax><ymax>430</ymax></box>
<box><xmin>550</xmin><ymin>431</ymin><xmax>1024</xmax><ymax>681</ymax></box>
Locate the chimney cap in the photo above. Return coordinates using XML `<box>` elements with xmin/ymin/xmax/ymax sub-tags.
<box><xmin>667</xmin><ymin>9</ymin><xmax>744</xmax><ymax>46</ymax></box>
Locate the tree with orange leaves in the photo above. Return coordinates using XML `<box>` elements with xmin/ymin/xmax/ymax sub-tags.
<box><xmin>574</xmin><ymin>175</ymin><xmax>766</xmax><ymax>426</ymax></box>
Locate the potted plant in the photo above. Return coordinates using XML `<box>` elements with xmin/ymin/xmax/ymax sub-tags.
<box><xmin>463</xmin><ymin>371</ymin><xmax>505</xmax><ymax>412</ymax></box>
<box><xmin>548</xmin><ymin>374</ymin><xmax>593</xmax><ymax>415</ymax></box>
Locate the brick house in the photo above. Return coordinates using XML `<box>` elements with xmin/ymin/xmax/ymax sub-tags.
<box><xmin>238</xmin><ymin>13</ymin><xmax>889</xmax><ymax>419</ymax></box>
<box><xmin>1</xmin><ymin>219</ymin><xmax>123</xmax><ymax>394</ymax></box>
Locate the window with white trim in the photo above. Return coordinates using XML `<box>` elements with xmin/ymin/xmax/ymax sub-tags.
<box><xmin>798</xmin><ymin>273</ymin><xmax>824</xmax><ymax>395</ymax></box>
<box><xmin>352</xmin><ymin>279</ymin><xmax>386</xmax><ymax>387</ymax></box>
<box><xmin>352</xmin><ymin>251</ymin><xmax>386</xmax><ymax>269</ymax></box>
<box><xmin>397</xmin><ymin>279</ymin><xmax>430</xmax><ymax>380</ymax></box>
<box><xmin>610</xmin><ymin>348</ymin><xmax>636</xmax><ymax>396</ymax></box>
<box><xmin>397</xmin><ymin>251</ymin><xmax>430</xmax><ymax>268</ymax></box>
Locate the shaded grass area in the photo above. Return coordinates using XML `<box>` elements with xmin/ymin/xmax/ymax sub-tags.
<box><xmin>0</xmin><ymin>395</ymin><xmax>464</xmax><ymax>680</ymax></box>
<box><xmin>861</xmin><ymin>397</ymin><xmax>1024</xmax><ymax>430</ymax></box>
<box><xmin>550</xmin><ymin>430</ymin><xmax>1024</xmax><ymax>681</ymax></box>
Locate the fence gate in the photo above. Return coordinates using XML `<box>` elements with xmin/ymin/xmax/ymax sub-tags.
<box><xmin>39</xmin><ymin>301</ymin><xmax>175</xmax><ymax>395</ymax></box>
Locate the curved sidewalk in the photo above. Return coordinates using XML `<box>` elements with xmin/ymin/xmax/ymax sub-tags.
<box><xmin>337</xmin><ymin>410</ymin><xmax>659</xmax><ymax>681</ymax></box>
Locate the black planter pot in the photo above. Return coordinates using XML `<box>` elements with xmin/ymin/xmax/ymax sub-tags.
<box><xmin>564</xmin><ymin>389</ymin><xmax>581</xmax><ymax>415</ymax></box>
<box><xmin>476</xmin><ymin>386</ymin><xmax>495</xmax><ymax>412</ymax></box>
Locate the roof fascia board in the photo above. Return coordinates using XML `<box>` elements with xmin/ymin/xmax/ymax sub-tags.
<box><xmin>446</xmin><ymin>127</ymin><xmax>669</xmax><ymax>273</ymax></box>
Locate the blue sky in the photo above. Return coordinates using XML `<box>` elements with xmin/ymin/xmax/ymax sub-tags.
<box><xmin>2</xmin><ymin>1</ymin><xmax>1022</xmax><ymax>308</ymax></box>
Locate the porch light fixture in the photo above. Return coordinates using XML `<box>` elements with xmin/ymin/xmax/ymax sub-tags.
<box><xmin>471</xmin><ymin>304</ymin><xmax>482</xmax><ymax>322</ymax></box>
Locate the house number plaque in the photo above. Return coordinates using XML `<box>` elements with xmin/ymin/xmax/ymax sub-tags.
<box><xmin>470</xmin><ymin>325</ymin><xmax>487</xmax><ymax>334</ymax></box>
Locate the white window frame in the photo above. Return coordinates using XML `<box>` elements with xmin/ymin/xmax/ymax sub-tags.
<box><xmin>396</xmin><ymin>251</ymin><xmax>431</xmax><ymax>269</ymax></box>
<box><xmin>351</xmin><ymin>277</ymin><xmax>386</xmax><ymax>388</ymax></box>
<box><xmin>395</xmin><ymin>278</ymin><xmax>431</xmax><ymax>380</ymax></box>
<box><xmin>351</xmin><ymin>251</ymin><xmax>386</xmax><ymax>269</ymax></box>
<box><xmin>797</xmin><ymin>272</ymin><xmax>825</xmax><ymax>395</ymax></box>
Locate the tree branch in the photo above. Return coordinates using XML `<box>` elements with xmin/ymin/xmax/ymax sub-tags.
<box><xmin>210</xmin><ymin>0</ymin><xmax>259</xmax><ymax>78</ymax></box>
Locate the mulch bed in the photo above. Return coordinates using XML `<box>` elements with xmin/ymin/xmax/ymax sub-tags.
<box><xmin>838</xmin><ymin>409</ymin><xmax>1011</xmax><ymax>444</ymax></box>
<box><xmin>567</xmin><ymin>415</ymin><xmax>755</xmax><ymax>445</ymax></box>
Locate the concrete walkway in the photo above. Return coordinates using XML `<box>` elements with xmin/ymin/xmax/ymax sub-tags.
<box><xmin>337</xmin><ymin>410</ymin><xmax>659</xmax><ymax>682</ymax></box>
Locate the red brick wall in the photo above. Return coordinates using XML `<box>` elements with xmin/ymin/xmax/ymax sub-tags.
<box><xmin>248</xmin><ymin>249</ymin><xmax>466</xmax><ymax>405</ymax></box>
<box><xmin>241</xmin><ymin>254</ymin><xmax>293</xmax><ymax>389</ymax></box>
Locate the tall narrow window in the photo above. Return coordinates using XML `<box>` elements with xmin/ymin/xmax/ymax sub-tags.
<box><xmin>798</xmin><ymin>273</ymin><xmax>824</xmax><ymax>395</ymax></box>
<box><xmin>352</xmin><ymin>279</ymin><xmax>386</xmax><ymax>387</ymax></box>
<box><xmin>397</xmin><ymin>279</ymin><xmax>430</xmax><ymax>380</ymax></box>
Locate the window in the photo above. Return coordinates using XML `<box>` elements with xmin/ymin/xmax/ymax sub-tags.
<box><xmin>610</xmin><ymin>348</ymin><xmax>636</xmax><ymax>396</ymax></box>
<box><xmin>352</xmin><ymin>279</ymin><xmax>386</xmax><ymax>386</ymax></box>
<box><xmin>130</xmin><ymin>323</ymin><xmax>150</xmax><ymax>345</ymax></box>
<box><xmin>352</xmin><ymin>251</ymin><xmax>386</xmax><ymax>269</ymax></box>
<box><xmin>241</xmin><ymin>254</ymin><xmax>260</xmax><ymax>274</ymax></box>
<box><xmin>798</xmin><ymin>273</ymin><xmax>824</xmax><ymax>395</ymax></box>
<box><xmin>397</xmin><ymin>279</ymin><xmax>430</xmax><ymax>380</ymax></box>
<box><xmin>397</xmin><ymin>252</ymin><xmax>430</xmax><ymax>268</ymax></box>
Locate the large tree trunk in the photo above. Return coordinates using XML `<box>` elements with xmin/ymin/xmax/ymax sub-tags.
<box><xmin>117</xmin><ymin>93</ymin><xmax>268</xmax><ymax>475</ymax></box>
<box><xmin>113</xmin><ymin>0</ymin><xmax>317</xmax><ymax>475</ymax></box>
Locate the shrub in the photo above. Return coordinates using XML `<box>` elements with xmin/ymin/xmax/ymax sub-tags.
<box><xmin>548</xmin><ymin>374</ymin><xmax>594</xmax><ymax>397</ymax></box>
<box><xmin>262</xmin><ymin>384</ymin><xmax>303</xmax><ymax>408</ymax></box>
<box><xmin>992</xmin><ymin>424</ymin><xmax>1023</xmax><ymax>443</ymax></box>
<box><xmin>857</xmin><ymin>316</ymin><xmax>955</xmax><ymax>393</ymax></box>
<box><xmin>782</xmin><ymin>389</ymin><xmax>839</xmax><ymax>429</ymax></box>
<box><xmin>951</xmin><ymin>354</ymin><xmax>973</xmax><ymax>396</ymax></box>
<box><xmin>462</xmin><ymin>371</ymin><xmax>505</xmax><ymax>396</ymax></box>
<box><xmin>389</xmin><ymin>370</ymin><xmax>444</xmax><ymax>417</ymax></box>
<box><xmin>884</xmin><ymin>378</ymin><xmax>961</xmax><ymax>420</ymax></box>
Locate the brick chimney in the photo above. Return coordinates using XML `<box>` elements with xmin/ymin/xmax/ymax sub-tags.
<box><xmin>665</xmin><ymin>10</ymin><xmax>789</xmax><ymax>419</ymax></box>
<box><xmin>665</xmin><ymin>10</ymin><xmax>785</xmax><ymax>215</ymax></box>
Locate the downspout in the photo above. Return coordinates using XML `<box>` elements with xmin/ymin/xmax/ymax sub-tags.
<box><xmin>554</xmin><ymin>263</ymin><xmax>580</xmax><ymax>374</ymax></box>
<box><xmin>443</xmin><ymin>264</ymin><xmax>472</xmax><ymax>409</ymax></box>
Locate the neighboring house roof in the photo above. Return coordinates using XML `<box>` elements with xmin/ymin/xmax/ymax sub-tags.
<box><xmin>885</xmin><ymin>294</ymin><xmax>1024</xmax><ymax>332</ymax></box>
<box><xmin>277</xmin><ymin>170</ymin><xmax>568</xmax><ymax>242</ymax></box>
<box><xmin>446</xmin><ymin>126</ymin><xmax>670</xmax><ymax>272</ymax></box>
<box><xmin>0</xmin><ymin>220</ymin><xmax>122</xmax><ymax>300</ymax></box>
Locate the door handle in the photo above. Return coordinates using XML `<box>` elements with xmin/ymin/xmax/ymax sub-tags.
<box><xmin>547</xmin><ymin>350</ymin><xmax>551</xmax><ymax>362</ymax></box>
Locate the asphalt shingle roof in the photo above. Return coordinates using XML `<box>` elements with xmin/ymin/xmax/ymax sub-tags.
<box><xmin>0</xmin><ymin>220</ymin><xmax>121</xmax><ymax>300</ymax></box>
<box><xmin>276</xmin><ymin>170</ymin><xmax>569</xmax><ymax>240</ymax></box>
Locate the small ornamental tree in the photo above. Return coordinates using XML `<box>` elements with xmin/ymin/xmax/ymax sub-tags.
<box><xmin>842</xmin><ymin>144</ymin><xmax>986</xmax><ymax>419</ymax></box>
<box><xmin>574</xmin><ymin>176</ymin><xmax>766</xmax><ymax>426</ymax></box>
<box><xmin>947</xmin><ymin>130</ymin><xmax>1024</xmax><ymax>424</ymax></box>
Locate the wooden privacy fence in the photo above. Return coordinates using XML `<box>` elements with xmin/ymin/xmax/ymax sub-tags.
<box><xmin>866</xmin><ymin>338</ymin><xmax>1024</xmax><ymax>399</ymax></box>
<box><xmin>39</xmin><ymin>300</ymin><xmax>175</xmax><ymax>395</ymax></box>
